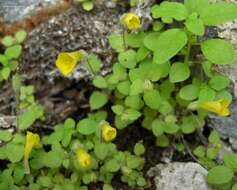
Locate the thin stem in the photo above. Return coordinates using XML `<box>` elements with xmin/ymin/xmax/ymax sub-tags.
<box><xmin>122</xmin><ymin>29</ymin><xmax>127</xmax><ymax>50</ymax></box>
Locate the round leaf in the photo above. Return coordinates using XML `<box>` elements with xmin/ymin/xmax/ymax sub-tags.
<box><xmin>207</xmin><ymin>166</ymin><xmax>233</xmax><ymax>185</ymax></box>
<box><xmin>89</xmin><ymin>91</ymin><xmax>108</xmax><ymax>110</ymax></box>
<box><xmin>169</xmin><ymin>62</ymin><xmax>190</xmax><ymax>83</ymax></box>
<box><xmin>201</xmin><ymin>39</ymin><xmax>236</xmax><ymax>65</ymax></box>
<box><xmin>153</xmin><ymin>29</ymin><xmax>187</xmax><ymax>64</ymax></box>
<box><xmin>179</xmin><ymin>84</ymin><xmax>199</xmax><ymax>100</ymax></box>
<box><xmin>77</xmin><ymin>118</ymin><xmax>97</xmax><ymax>135</ymax></box>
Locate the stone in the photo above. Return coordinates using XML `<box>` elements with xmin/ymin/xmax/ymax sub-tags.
<box><xmin>0</xmin><ymin>0</ymin><xmax>63</xmax><ymax>23</ymax></box>
<box><xmin>147</xmin><ymin>162</ymin><xmax>214</xmax><ymax>190</ymax></box>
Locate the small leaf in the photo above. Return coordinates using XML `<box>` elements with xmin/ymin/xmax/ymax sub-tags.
<box><xmin>89</xmin><ymin>91</ymin><xmax>108</xmax><ymax>110</ymax></box>
<box><xmin>134</xmin><ymin>143</ymin><xmax>145</xmax><ymax>156</ymax></box>
<box><xmin>125</xmin><ymin>95</ymin><xmax>143</xmax><ymax>110</ymax></box>
<box><xmin>109</xmin><ymin>33</ymin><xmax>124</xmax><ymax>52</ymax></box>
<box><xmin>223</xmin><ymin>153</ymin><xmax>237</xmax><ymax>173</ymax></box>
<box><xmin>94</xmin><ymin>143</ymin><xmax>108</xmax><ymax>160</ymax></box>
<box><xmin>87</xmin><ymin>54</ymin><xmax>102</xmax><ymax>73</ymax></box>
<box><xmin>82</xmin><ymin>1</ymin><xmax>93</xmax><ymax>11</ymax></box>
<box><xmin>152</xmin><ymin>119</ymin><xmax>165</xmax><ymax>136</ymax></box>
<box><xmin>207</xmin><ymin>166</ymin><xmax>233</xmax><ymax>185</ymax></box>
<box><xmin>117</xmin><ymin>80</ymin><xmax>131</xmax><ymax>95</ymax></box>
<box><xmin>179</xmin><ymin>84</ymin><xmax>199</xmax><ymax>101</ymax></box>
<box><xmin>198</xmin><ymin>87</ymin><xmax>216</xmax><ymax>101</ymax></box>
<box><xmin>15</xmin><ymin>30</ymin><xmax>27</xmax><ymax>43</ymax></box>
<box><xmin>1</xmin><ymin>67</ymin><xmax>11</xmax><ymax>80</ymax></box>
<box><xmin>156</xmin><ymin>134</ymin><xmax>169</xmax><ymax>147</ymax></box>
<box><xmin>151</xmin><ymin>2</ymin><xmax>188</xmax><ymax>22</ymax></box>
<box><xmin>184</xmin><ymin>0</ymin><xmax>209</xmax><ymax>14</ymax></box>
<box><xmin>5</xmin><ymin>45</ymin><xmax>22</xmax><ymax>59</ymax></box>
<box><xmin>126</xmin><ymin>32</ymin><xmax>145</xmax><ymax>48</ymax></box>
<box><xmin>0</xmin><ymin>131</ymin><xmax>12</xmax><ymax>141</ymax></box>
<box><xmin>201</xmin><ymin>39</ymin><xmax>236</xmax><ymax>65</ymax></box>
<box><xmin>185</xmin><ymin>15</ymin><xmax>204</xmax><ymax>36</ymax></box>
<box><xmin>118</xmin><ymin>50</ymin><xmax>137</xmax><ymax>69</ymax></box>
<box><xmin>143</xmin><ymin>32</ymin><xmax>160</xmax><ymax>51</ymax></box>
<box><xmin>153</xmin><ymin>29</ymin><xmax>187</xmax><ymax>64</ymax></box>
<box><xmin>169</xmin><ymin>62</ymin><xmax>190</xmax><ymax>83</ymax></box>
<box><xmin>193</xmin><ymin>146</ymin><xmax>205</xmax><ymax>158</ymax></box>
<box><xmin>130</xmin><ymin>79</ymin><xmax>144</xmax><ymax>95</ymax></box>
<box><xmin>112</xmin><ymin>105</ymin><xmax>124</xmax><ymax>115</ymax></box>
<box><xmin>93</xmin><ymin>76</ymin><xmax>107</xmax><ymax>88</ymax></box>
<box><xmin>200</xmin><ymin>3</ymin><xmax>237</xmax><ymax>26</ymax></box>
<box><xmin>209</xmin><ymin>75</ymin><xmax>230</xmax><ymax>91</ymax></box>
<box><xmin>77</xmin><ymin>118</ymin><xmax>97</xmax><ymax>135</ymax></box>
<box><xmin>143</xmin><ymin>89</ymin><xmax>161</xmax><ymax>110</ymax></box>
<box><xmin>1</xmin><ymin>36</ymin><xmax>14</xmax><ymax>47</ymax></box>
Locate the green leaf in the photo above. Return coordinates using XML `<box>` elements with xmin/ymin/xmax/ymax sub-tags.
<box><xmin>181</xmin><ymin>116</ymin><xmax>199</xmax><ymax>134</ymax></box>
<box><xmin>112</xmin><ymin>105</ymin><xmax>124</xmax><ymax>115</ymax></box>
<box><xmin>200</xmin><ymin>3</ymin><xmax>237</xmax><ymax>26</ymax></box>
<box><xmin>207</xmin><ymin>166</ymin><xmax>233</xmax><ymax>185</ymax></box>
<box><xmin>152</xmin><ymin>119</ymin><xmax>165</xmax><ymax>136</ymax></box>
<box><xmin>5</xmin><ymin>45</ymin><xmax>22</xmax><ymax>60</ymax></box>
<box><xmin>198</xmin><ymin>86</ymin><xmax>216</xmax><ymax>101</ymax></box>
<box><xmin>105</xmin><ymin>159</ymin><xmax>120</xmax><ymax>172</ymax></box>
<box><xmin>232</xmin><ymin>183</ymin><xmax>237</xmax><ymax>190</ymax></box>
<box><xmin>77</xmin><ymin>118</ymin><xmax>97</xmax><ymax>135</ymax></box>
<box><xmin>209</xmin><ymin>75</ymin><xmax>230</xmax><ymax>91</ymax></box>
<box><xmin>18</xmin><ymin>104</ymin><xmax>44</xmax><ymax>130</ymax></box>
<box><xmin>6</xmin><ymin>143</ymin><xmax>24</xmax><ymax>163</ymax></box>
<box><xmin>87</xmin><ymin>54</ymin><xmax>102</xmax><ymax>73</ymax></box>
<box><xmin>193</xmin><ymin>146</ymin><xmax>205</xmax><ymax>158</ymax></box>
<box><xmin>89</xmin><ymin>91</ymin><xmax>108</xmax><ymax>110</ymax></box>
<box><xmin>143</xmin><ymin>32</ymin><xmax>160</xmax><ymax>51</ymax></box>
<box><xmin>179</xmin><ymin>84</ymin><xmax>199</xmax><ymax>101</ymax></box>
<box><xmin>169</xmin><ymin>62</ymin><xmax>190</xmax><ymax>83</ymax></box>
<box><xmin>223</xmin><ymin>153</ymin><xmax>237</xmax><ymax>173</ymax></box>
<box><xmin>93</xmin><ymin>76</ymin><xmax>107</xmax><ymax>88</ymax></box>
<box><xmin>206</xmin><ymin>147</ymin><xmax>218</xmax><ymax>160</ymax></box>
<box><xmin>2</xmin><ymin>36</ymin><xmax>14</xmax><ymax>47</ymax></box>
<box><xmin>117</xmin><ymin>80</ymin><xmax>131</xmax><ymax>95</ymax></box>
<box><xmin>94</xmin><ymin>143</ymin><xmax>108</xmax><ymax>160</ymax></box>
<box><xmin>130</xmin><ymin>79</ymin><xmax>144</xmax><ymax>95</ymax></box>
<box><xmin>134</xmin><ymin>143</ymin><xmax>145</xmax><ymax>156</ymax></box>
<box><xmin>126</xmin><ymin>32</ymin><xmax>145</xmax><ymax>48</ymax></box>
<box><xmin>136</xmin><ymin>46</ymin><xmax>149</xmax><ymax>62</ymax></box>
<box><xmin>15</xmin><ymin>30</ymin><xmax>27</xmax><ymax>43</ymax></box>
<box><xmin>1</xmin><ymin>67</ymin><xmax>11</xmax><ymax>80</ymax></box>
<box><xmin>164</xmin><ymin>123</ymin><xmax>179</xmax><ymax>134</ymax></box>
<box><xmin>184</xmin><ymin>0</ymin><xmax>209</xmax><ymax>14</ymax></box>
<box><xmin>185</xmin><ymin>15</ymin><xmax>204</xmax><ymax>36</ymax></box>
<box><xmin>112</xmin><ymin>63</ymin><xmax>127</xmax><ymax>81</ymax></box>
<box><xmin>125</xmin><ymin>95</ymin><xmax>143</xmax><ymax>110</ymax></box>
<box><xmin>82</xmin><ymin>1</ymin><xmax>93</xmax><ymax>11</ymax></box>
<box><xmin>0</xmin><ymin>54</ymin><xmax>8</xmax><ymax>66</ymax></box>
<box><xmin>201</xmin><ymin>39</ymin><xmax>236</xmax><ymax>65</ymax></box>
<box><xmin>0</xmin><ymin>131</ymin><xmax>12</xmax><ymax>141</ymax></box>
<box><xmin>216</xmin><ymin>90</ymin><xmax>232</xmax><ymax>101</ymax></box>
<box><xmin>208</xmin><ymin>130</ymin><xmax>220</xmax><ymax>144</ymax></box>
<box><xmin>151</xmin><ymin>2</ymin><xmax>188</xmax><ymax>23</ymax></box>
<box><xmin>153</xmin><ymin>29</ymin><xmax>187</xmax><ymax>64</ymax></box>
<box><xmin>109</xmin><ymin>33</ymin><xmax>124</xmax><ymax>52</ymax></box>
<box><xmin>122</xmin><ymin>109</ymin><xmax>141</xmax><ymax>121</ymax></box>
<box><xmin>156</xmin><ymin>134</ymin><xmax>169</xmax><ymax>147</ymax></box>
<box><xmin>143</xmin><ymin>89</ymin><xmax>161</xmax><ymax>110</ymax></box>
<box><xmin>118</xmin><ymin>50</ymin><xmax>137</xmax><ymax>69</ymax></box>
<box><xmin>13</xmin><ymin>164</ymin><xmax>25</xmax><ymax>184</ymax></box>
<box><xmin>126</xmin><ymin>155</ymin><xmax>143</xmax><ymax>169</ymax></box>
<box><xmin>62</xmin><ymin>118</ymin><xmax>75</xmax><ymax>147</ymax></box>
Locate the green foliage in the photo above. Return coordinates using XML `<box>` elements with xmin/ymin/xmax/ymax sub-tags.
<box><xmin>1</xmin><ymin>0</ymin><xmax>237</xmax><ymax>189</ymax></box>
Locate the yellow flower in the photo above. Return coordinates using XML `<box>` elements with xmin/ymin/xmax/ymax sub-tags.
<box><xmin>24</xmin><ymin>131</ymin><xmax>41</xmax><ymax>174</ymax></box>
<box><xmin>121</xmin><ymin>13</ymin><xmax>141</xmax><ymax>30</ymax></box>
<box><xmin>199</xmin><ymin>99</ymin><xmax>231</xmax><ymax>116</ymax></box>
<box><xmin>76</xmin><ymin>148</ymin><xmax>92</xmax><ymax>168</ymax></box>
<box><xmin>101</xmin><ymin>122</ymin><xmax>117</xmax><ymax>142</ymax></box>
<box><xmin>55</xmin><ymin>51</ymin><xmax>83</xmax><ymax>76</ymax></box>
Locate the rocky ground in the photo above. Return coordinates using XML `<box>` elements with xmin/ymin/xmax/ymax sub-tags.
<box><xmin>0</xmin><ymin>0</ymin><xmax>237</xmax><ymax>190</ymax></box>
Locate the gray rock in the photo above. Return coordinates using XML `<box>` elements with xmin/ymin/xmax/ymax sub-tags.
<box><xmin>0</xmin><ymin>0</ymin><xmax>62</xmax><ymax>23</ymax></box>
<box><xmin>147</xmin><ymin>162</ymin><xmax>213</xmax><ymax>190</ymax></box>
